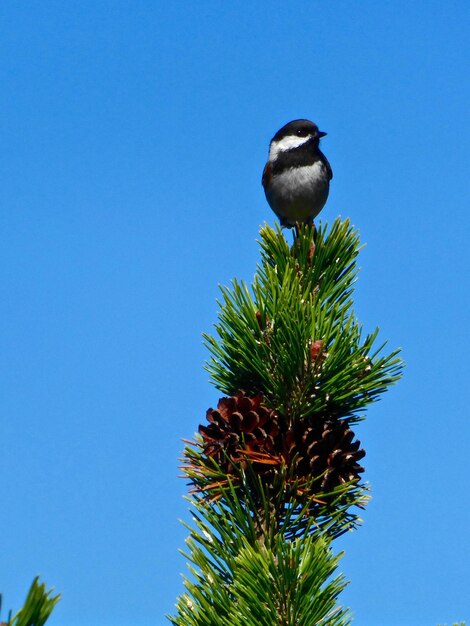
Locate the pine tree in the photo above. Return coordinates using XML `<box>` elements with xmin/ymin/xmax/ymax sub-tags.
<box><xmin>170</xmin><ymin>219</ymin><xmax>403</xmax><ymax>625</ymax></box>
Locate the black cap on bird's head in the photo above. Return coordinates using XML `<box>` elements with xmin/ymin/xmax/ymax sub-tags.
<box><xmin>272</xmin><ymin>119</ymin><xmax>327</xmax><ymax>142</ymax></box>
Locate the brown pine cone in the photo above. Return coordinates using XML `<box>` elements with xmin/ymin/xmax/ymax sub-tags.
<box><xmin>285</xmin><ymin>417</ymin><xmax>365</xmax><ymax>491</ymax></box>
<box><xmin>199</xmin><ymin>392</ymin><xmax>283</xmax><ymax>473</ymax></box>
<box><xmin>198</xmin><ymin>392</ymin><xmax>365</xmax><ymax>495</ymax></box>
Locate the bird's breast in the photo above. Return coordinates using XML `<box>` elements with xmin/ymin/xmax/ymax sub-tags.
<box><xmin>264</xmin><ymin>161</ymin><xmax>330</xmax><ymax>224</ymax></box>
<box><xmin>268</xmin><ymin>161</ymin><xmax>329</xmax><ymax>200</ymax></box>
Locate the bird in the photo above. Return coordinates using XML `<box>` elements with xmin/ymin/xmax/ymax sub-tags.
<box><xmin>262</xmin><ymin>119</ymin><xmax>332</xmax><ymax>227</ymax></box>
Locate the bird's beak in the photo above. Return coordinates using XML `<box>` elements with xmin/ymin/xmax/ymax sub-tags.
<box><xmin>318</xmin><ymin>131</ymin><xmax>327</xmax><ymax>138</ymax></box>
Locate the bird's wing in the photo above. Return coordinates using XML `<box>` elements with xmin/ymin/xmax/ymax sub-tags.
<box><xmin>262</xmin><ymin>162</ymin><xmax>272</xmax><ymax>189</ymax></box>
<box><xmin>321</xmin><ymin>153</ymin><xmax>333</xmax><ymax>180</ymax></box>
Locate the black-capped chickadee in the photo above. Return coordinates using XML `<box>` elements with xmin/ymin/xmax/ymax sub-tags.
<box><xmin>262</xmin><ymin>119</ymin><xmax>332</xmax><ymax>227</ymax></box>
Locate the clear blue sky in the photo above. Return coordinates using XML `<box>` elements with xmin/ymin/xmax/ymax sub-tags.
<box><xmin>1</xmin><ymin>2</ymin><xmax>469</xmax><ymax>625</ymax></box>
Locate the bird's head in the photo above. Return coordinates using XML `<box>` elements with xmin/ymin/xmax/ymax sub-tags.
<box><xmin>268</xmin><ymin>119</ymin><xmax>327</xmax><ymax>161</ymax></box>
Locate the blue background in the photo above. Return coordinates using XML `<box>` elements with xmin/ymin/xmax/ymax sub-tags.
<box><xmin>1</xmin><ymin>2</ymin><xmax>469</xmax><ymax>625</ymax></box>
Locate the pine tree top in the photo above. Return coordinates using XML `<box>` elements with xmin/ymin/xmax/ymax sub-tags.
<box><xmin>204</xmin><ymin>219</ymin><xmax>402</xmax><ymax>424</ymax></box>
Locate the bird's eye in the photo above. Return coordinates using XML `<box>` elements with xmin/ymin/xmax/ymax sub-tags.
<box><xmin>296</xmin><ymin>129</ymin><xmax>303</xmax><ymax>136</ymax></box>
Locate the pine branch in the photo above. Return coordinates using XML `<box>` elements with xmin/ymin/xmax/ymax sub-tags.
<box><xmin>183</xmin><ymin>440</ymin><xmax>368</xmax><ymax>541</ymax></box>
<box><xmin>203</xmin><ymin>220</ymin><xmax>402</xmax><ymax>424</ymax></box>
<box><xmin>170</xmin><ymin>476</ymin><xmax>352</xmax><ymax>626</ymax></box>
<box><xmin>1</xmin><ymin>578</ymin><xmax>60</xmax><ymax>626</ymax></box>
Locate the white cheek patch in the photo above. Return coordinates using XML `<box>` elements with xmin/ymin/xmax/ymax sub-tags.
<box><xmin>269</xmin><ymin>134</ymin><xmax>311</xmax><ymax>160</ymax></box>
